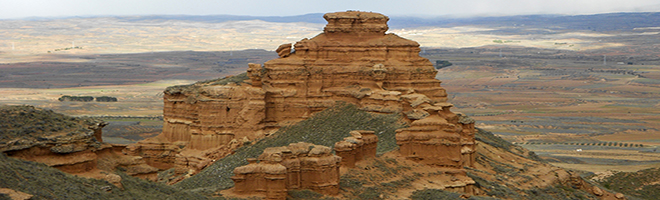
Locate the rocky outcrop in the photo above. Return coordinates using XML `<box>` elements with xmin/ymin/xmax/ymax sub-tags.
<box><xmin>395</xmin><ymin>103</ymin><xmax>476</xmax><ymax>168</ymax></box>
<box><xmin>231</xmin><ymin>142</ymin><xmax>341</xmax><ymax>199</ymax></box>
<box><xmin>162</xmin><ymin>81</ymin><xmax>266</xmax><ymax>149</ymax></box>
<box><xmin>0</xmin><ymin>105</ymin><xmax>105</xmax><ymax>174</ymax></box>
<box><xmin>0</xmin><ymin>188</ymin><xmax>33</xmax><ymax>200</ymax></box>
<box><xmin>260</xmin><ymin>11</ymin><xmax>447</xmax><ymax>124</ymax></box>
<box><xmin>123</xmin><ymin>135</ymin><xmax>244</xmax><ymax>183</ymax></box>
<box><xmin>567</xmin><ymin>173</ymin><xmax>627</xmax><ymax>200</ymax></box>
<box><xmin>157</xmin><ymin>11</ymin><xmax>451</xmax><ymax>149</ymax></box>
<box><xmin>0</xmin><ymin>107</ymin><xmax>107</xmax><ymax>154</ymax></box>
<box><xmin>334</xmin><ymin>130</ymin><xmax>378</xmax><ymax>168</ymax></box>
<box><xmin>135</xmin><ymin>10</ymin><xmax>475</xmax><ymax>183</ymax></box>
<box><xmin>0</xmin><ymin>105</ymin><xmax>158</xmax><ymax>183</ymax></box>
<box><xmin>122</xmin><ymin>135</ymin><xmax>183</xmax><ymax>170</ymax></box>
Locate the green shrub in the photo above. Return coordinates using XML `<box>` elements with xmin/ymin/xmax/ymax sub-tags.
<box><xmin>435</xmin><ymin>60</ymin><xmax>453</xmax><ymax>69</ymax></box>
<box><xmin>357</xmin><ymin>187</ymin><xmax>382</xmax><ymax>200</ymax></box>
<box><xmin>410</xmin><ymin>189</ymin><xmax>461</xmax><ymax>200</ymax></box>
<box><xmin>288</xmin><ymin>189</ymin><xmax>323</xmax><ymax>200</ymax></box>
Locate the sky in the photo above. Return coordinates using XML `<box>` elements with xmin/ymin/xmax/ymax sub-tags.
<box><xmin>1</xmin><ymin>0</ymin><xmax>660</xmax><ymax>19</ymax></box>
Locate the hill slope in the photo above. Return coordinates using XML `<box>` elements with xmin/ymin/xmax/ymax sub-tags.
<box><xmin>0</xmin><ymin>153</ymin><xmax>212</xmax><ymax>200</ymax></box>
<box><xmin>174</xmin><ymin>103</ymin><xmax>406</xmax><ymax>193</ymax></box>
<box><xmin>0</xmin><ymin>103</ymin><xmax>627</xmax><ymax>199</ymax></box>
<box><xmin>596</xmin><ymin>167</ymin><xmax>660</xmax><ymax>199</ymax></box>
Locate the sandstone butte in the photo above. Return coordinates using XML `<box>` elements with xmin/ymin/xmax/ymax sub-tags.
<box><xmin>123</xmin><ymin>10</ymin><xmax>478</xmax><ymax>189</ymax></box>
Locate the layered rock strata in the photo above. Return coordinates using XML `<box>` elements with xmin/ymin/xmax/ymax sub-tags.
<box><xmin>395</xmin><ymin>103</ymin><xmax>477</xmax><ymax>168</ymax></box>
<box><xmin>158</xmin><ymin>11</ymin><xmax>451</xmax><ymax>149</ymax></box>
<box><xmin>334</xmin><ymin>130</ymin><xmax>378</xmax><ymax>168</ymax></box>
<box><xmin>140</xmin><ymin>10</ymin><xmax>476</xmax><ymax>183</ymax></box>
<box><xmin>162</xmin><ymin>81</ymin><xmax>266</xmax><ymax>149</ymax></box>
<box><xmin>231</xmin><ymin>142</ymin><xmax>341</xmax><ymax>199</ymax></box>
<box><xmin>123</xmin><ymin>134</ymin><xmax>244</xmax><ymax>183</ymax></box>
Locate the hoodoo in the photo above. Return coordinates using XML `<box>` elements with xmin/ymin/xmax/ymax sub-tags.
<box><xmin>129</xmin><ymin>11</ymin><xmax>476</xmax><ymax>186</ymax></box>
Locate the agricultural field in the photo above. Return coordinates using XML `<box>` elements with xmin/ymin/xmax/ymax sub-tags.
<box><xmin>425</xmin><ymin>46</ymin><xmax>660</xmax><ymax>174</ymax></box>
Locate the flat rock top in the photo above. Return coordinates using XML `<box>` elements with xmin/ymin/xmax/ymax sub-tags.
<box><xmin>323</xmin><ymin>11</ymin><xmax>389</xmax><ymax>20</ymax></box>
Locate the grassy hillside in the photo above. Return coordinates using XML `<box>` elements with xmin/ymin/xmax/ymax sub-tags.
<box><xmin>317</xmin><ymin>128</ymin><xmax>603</xmax><ymax>199</ymax></box>
<box><xmin>596</xmin><ymin>168</ymin><xmax>660</xmax><ymax>200</ymax></box>
<box><xmin>0</xmin><ymin>105</ymin><xmax>98</xmax><ymax>140</ymax></box>
<box><xmin>175</xmin><ymin>103</ymin><xmax>406</xmax><ymax>193</ymax></box>
<box><xmin>0</xmin><ymin>154</ymin><xmax>214</xmax><ymax>200</ymax></box>
<box><xmin>468</xmin><ymin>129</ymin><xmax>598</xmax><ymax>200</ymax></box>
<box><xmin>0</xmin><ymin>105</ymin><xmax>105</xmax><ymax>152</ymax></box>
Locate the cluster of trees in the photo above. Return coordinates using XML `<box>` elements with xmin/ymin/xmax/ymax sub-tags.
<box><xmin>587</xmin><ymin>68</ymin><xmax>646</xmax><ymax>78</ymax></box>
<box><xmin>435</xmin><ymin>60</ymin><xmax>453</xmax><ymax>69</ymax></box>
<box><xmin>58</xmin><ymin>95</ymin><xmax>117</xmax><ymax>102</ymax></box>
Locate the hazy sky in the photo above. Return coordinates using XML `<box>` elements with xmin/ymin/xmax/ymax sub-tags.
<box><xmin>2</xmin><ymin>0</ymin><xmax>660</xmax><ymax>19</ymax></box>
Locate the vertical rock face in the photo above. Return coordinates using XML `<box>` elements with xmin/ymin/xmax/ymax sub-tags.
<box><xmin>232</xmin><ymin>142</ymin><xmax>341</xmax><ymax>199</ymax></box>
<box><xmin>395</xmin><ymin>103</ymin><xmax>476</xmax><ymax>168</ymax></box>
<box><xmin>162</xmin><ymin>83</ymin><xmax>266</xmax><ymax>149</ymax></box>
<box><xmin>232</xmin><ymin>157</ymin><xmax>288</xmax><ymax>200</ymax></box>
<box><xmin>334</xmin><ymin>130</ymin><xmax>378</xmax><ymax>168</ymax></box>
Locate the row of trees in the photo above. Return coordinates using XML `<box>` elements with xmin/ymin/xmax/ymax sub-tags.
<box><xmin>521</xmin><ymin>141</ymin><xmax>643</xmax><ymax>147</ymax></box>
<box><xmin>58</xmin><ymin>95</ymin><xmax>117</xmax><ymax>102</ymax></box>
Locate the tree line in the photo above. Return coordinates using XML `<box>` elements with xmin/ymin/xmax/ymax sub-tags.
<box><xmin>521</xmin><ymin>141</ymin><xmax>643</xmax><ymax>147</ymax></box>
<box><xmin>58</xmin><ymin>95</ymin><xmax>117</xmax><ymax>102</ymax></box>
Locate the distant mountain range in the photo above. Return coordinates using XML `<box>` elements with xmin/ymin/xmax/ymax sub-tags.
<box><xmin>15</xmin><ymin>12</ymin><xmax>660</xmax><ymax>32</ymax></box>
<box><xmin>115</xmin><ymin>12</ymin><xmax>660</xmax><ymax>31</ymax></box>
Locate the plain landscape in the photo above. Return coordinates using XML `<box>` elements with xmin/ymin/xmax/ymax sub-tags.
<box><xmin>1</xmin><ymin>12</ymin><xmax>660</xmax><ymax>199</ymax></box>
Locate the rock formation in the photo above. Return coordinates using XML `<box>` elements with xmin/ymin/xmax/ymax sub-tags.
<box><xmin>567</xmin><ymin>173</ymin><xmax>627</xmax><ymax>200</ymax></box>
<box><xmin>128</xmin><ymin>10</ymin><xmax>475</xmax><ymax>186</ymax></box>
<box><xmin>0</xmin><ymin>105</ymin><xmax>158</xmax><ymax>183</ymax></box>
<box><xmin>161</xmin><ymin>79</ymin><xmax>266</xmax><ymax>149</ymax></box>
<box><xmin>232</xmin><ymin>142</ymin><xmax>341</xmax><ymax>199</ymax></box>
<box><xmin>157</xmin><ymin>10</ymin><xmax>452</xmax><ymax>148</ymax></box>
<box><xmin>395</xmin><ymin>104</ymin><xmax>477</xmax><ymax>168</ymax></box>
<box><xmin>0</xmin><ymin>105</ymin><xmax>106</xmax><ymax>174</ymax></box>
<box><xmin>334</xmin><ymin>130</ymin><xmax>378</xmax><ymax>168</ymax></box>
